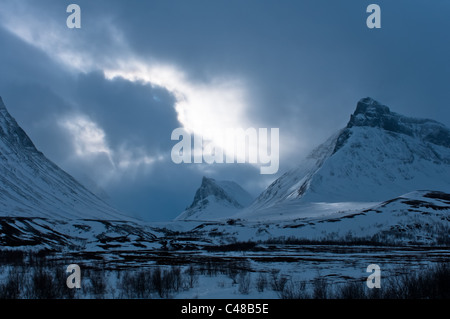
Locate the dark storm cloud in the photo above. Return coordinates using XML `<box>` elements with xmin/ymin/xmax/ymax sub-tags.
<box><xmin>0</xmin><ymin>0</ymin><xmax>449</xmax><ymax>220</ymax></box>
<box><xmin>82</xmin><ymin>0</ymin><xmax>450</xmax><ymax>153</ymax></box>
<box><xmin>74</xmin><ymin>71</ymin><xmax>178</xmax><ymax>152</ymax></box>
<box><xmin>0</xmin><ymin>26</ymin><xmax>75</xmax><ymax>159</ymax></box>
<box><xmin>0</xmin><ymin>13</ymin><xmax>190</xmax><ymax>221</ymax></box>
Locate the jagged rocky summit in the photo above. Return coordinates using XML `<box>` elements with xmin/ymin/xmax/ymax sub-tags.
<box><xmin>175</xmin><ymin>176</ymin><xmax>253</xmax><ymax>221</ymax></box>
<box><xmin>250</xmin><ymin>97</ymin><xmax>450</xmax><ymax>210</ymax></box>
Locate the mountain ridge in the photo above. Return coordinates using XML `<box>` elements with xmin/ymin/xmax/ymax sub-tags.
<box><xmin>334</xmin><ymin>97</ymin><xmax>450</xmax><ymax>153</ymax></box>
<box><xmin>0</xmin><ymin>96</ymin><xmax>131</xmax><ymax>221</ymax></box>
<box><xmin>0</xmin><ymin>96</ymin><xmax>39</xmax><ymax>153</ymax></box>
<box><xmin>249</xmin><ymin>97</ymin><xmax>450</xmax><ymax>212</ymax></box>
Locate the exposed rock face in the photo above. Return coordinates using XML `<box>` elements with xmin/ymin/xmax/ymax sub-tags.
<box><xmin>176</xmin><ymin>177</ymin><xmax>253</xmax><ymax>221</ymax></box>
<box><xmin>251</xmin><ymin>97</ymin><xmax>450</xmax><ymax>210</ymax></box>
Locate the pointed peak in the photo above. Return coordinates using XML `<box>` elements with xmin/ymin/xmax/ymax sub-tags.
<box><xmin>0</xmin><ymin>96</ymin><xmax>5</xmax><ymax>109</ymax></box>
<box><xmin>0</xmin><ymin>97</ymin><xmax>38</xmax><ymax>151</ymax></box>
<box><xmin>199</xmin><ymin>176</ymin><xmax>221</xmax><ymax>191</ymax></box>
<box><xmin>342</xmin><ymin>97</ymin><xmax>450</xmax><ymax>148</ymax></box>
<box><xmin>347</xmin><ymin>97</ymin><xmax>393</xmax><ymax>129</ymax></box>
<box><xmin>353</xmin><ymin>97</ymin><xmax>390</xmax><ymax>117</ymax></box>
<box><xmin>202</xmin><ymin>176</ymin><xmax>214</xmax><ymax>183</ymax></box>
<box><xmin>188</xmin><ymin>177</ymin><xmax>238</xmax><ymax>211</ymax></box>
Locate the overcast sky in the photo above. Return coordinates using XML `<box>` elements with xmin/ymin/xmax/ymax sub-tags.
<box><xmin>0</xmin><ymin>0</ymin><xmax>449</xmax><ymax>221</ymax></box>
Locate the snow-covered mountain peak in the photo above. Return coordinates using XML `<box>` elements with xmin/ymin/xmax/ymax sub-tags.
<box><xmin>0</xmin><ymin>97</ymin><xmax>131</xmax><ymax>221</ymax></box>
<box><xmin>188</xmin><ymin>177</ymin><xmax>250</xmax><ymax>209</ymax></box>
<box><xmin>345</xmin><ymin>97</ymin><xmax>450</xmax><ymax>148</ymax></box>
<box><xmin>0</xmin><ymin>96</ymin><xmax>38</xmax><ymax>152</ymax></box>
<box><xmin>193</xmin><ymin>177</ymin><xmax>237</xmax><ymax>206</ymax></box>
<box><xmin>175</xmin><ymin>176</ymin><xmax>253</xmax><ymax>221</ymax></box>
<box><xmin>249</xmin><ymin>98</ymin><xmax>450</xmax><ymax>211</ymax></box>
<box><xmin>348</xmin><ymin>97</ymin><xmax>390</xmax><ymax>127</ymax></box>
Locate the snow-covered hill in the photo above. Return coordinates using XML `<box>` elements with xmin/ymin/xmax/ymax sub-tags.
<box><xmin>0</xmin><ymin>96</ymin><xmax>129</xmax><ymax>221</ymax></box>
<box><xmin>175</xmin><ymin>177</ymin><xmax>253</xmax><ymax>221</ymax></box>
<box><xmin>165</xmin><ymin>190</ymin><xmax>449</xmax><ymax>245</ymax></box>
<box><xmin>0</xmin><ymin>96</ymin><xmax>163</xmax><ymax>250</ymax></box>
<box><xmin>264</xmin><ymin>189</ymin><xmax>450</xmax><ymax>245</ymax></box>
<box><xmin>250</xmin><ymin>97</ymin><xmax>450</xmax><ymax>211</ymax></box>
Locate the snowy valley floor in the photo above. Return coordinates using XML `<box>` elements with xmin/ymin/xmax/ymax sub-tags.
<box><xmin>0</xmin><ymin>192</ymin><xmax>449</xmax><ymax>299</ymax></box>
<box><xmin>0</xmin><ymin>243</ymin><xmax>448</xmax><ymax>299</ymax></box>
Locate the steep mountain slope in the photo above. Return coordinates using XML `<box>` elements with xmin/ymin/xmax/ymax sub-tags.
<box><xmin>175</xmin><ymin>177</ymin><xmax>253</xmax><ymax>221</ymax></box>
<box><xmin>251</xmin><ymin>97</ymin><xmax>450</xmax><ymax>211</ymax></box>
<box><xmin>0</xmin><ymin>96</ymin><xmax>163</xmax><ymax>250</ymax></box>
<box><xmin>0</xmin><ymin>96</ymin><xmax>129</xmax><ymax>220</ymax></box>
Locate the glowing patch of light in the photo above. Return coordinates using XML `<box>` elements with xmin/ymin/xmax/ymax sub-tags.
<box><xmin>104</xmin><ymin>61</ymin><xmax>252</xmax><ymax>160</ymax></box>
<box><xmin>59</xmin><ymin>115</ymin><xmax>115</xmax><ymax>165</ymax></box>
<box><xmin>0</xmin><ymin>3</ymin><xmax>260</xmax><ymax>169</ymax></box>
